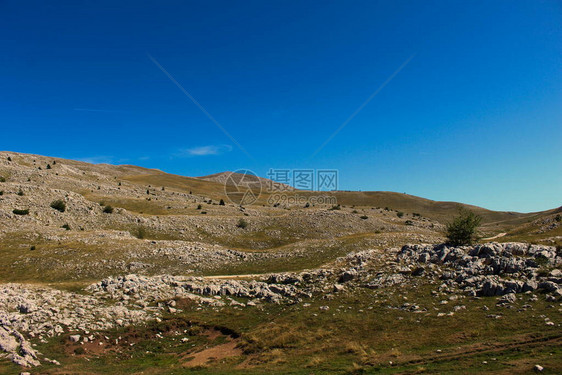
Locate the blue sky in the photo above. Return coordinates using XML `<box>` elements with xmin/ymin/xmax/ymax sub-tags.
<box><xmin>1</xmin><ymin>1</ymin><xmax>561</xmax><ymax>212</ymax></box>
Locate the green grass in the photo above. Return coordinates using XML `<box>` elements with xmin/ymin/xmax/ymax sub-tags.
<box><xmin>18</xmin><ymin>278</ymin><xmax>562</xmax><ymax>374</ymax></box>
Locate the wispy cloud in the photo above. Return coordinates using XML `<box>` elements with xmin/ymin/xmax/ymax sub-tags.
<box><xmin>175</xmin><ymin>145</ymin><xmax>233</xmax><ymax>157</ymax></box>
<box><xmin>75</xmin><ymin>155</ymin><xmax>115</xmax><ymax>164</ymax></box>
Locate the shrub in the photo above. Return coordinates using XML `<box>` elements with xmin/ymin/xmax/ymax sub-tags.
<box><xmin>61</xmin><ymin>224</ymin><xmax>71</xmax><ymax>230</ymax></box>
<box><xmin>103</xmin><ymin>205</ymin><xmax>114</xmax><ymax>214</ymax></box>
<box><xmin>445</xmin><ymin>208</ymin><xmax>482</xmax><ymax>246</ymax></box>
<box><xmin>200</xmin><ymin>211</ymin><xmax>207</xmax><ymax>214</ymax></box>
<box><xmin>0</xmin><ymin>191</ymin><xmax>3</xmax><ymax>196</ymax></box>
<box><xmin>74</xmin><ymin>347</ymin><xmax>85</xmax><ymax>355</ymax></box>
<box><xmin>50</xmin><ymin>200</ymin><xmax>66</xmax><ymax>212</ymax></box>
<box><xmin>52</xmin><ymin>160</ymin><xmax>56</xmax><ymax>165</ymax></box>
<box><xmin>197</xmin><ymin>204</ymin><xmax>202</xmax><ymax>210</ymax></box>
<box><xmin>133</xmin><ymin>226</ymin><xmax>146</xmax><ymax>239</ymax></box>
<box><xmin>219</xmin><ymin>199</ymin><xmax>225</xmax><ymax>206</ymax></box>
<box><xmin>329</xmin><ymin>205</ymin><xmax>341</xmax><ymax>211</ymax></box>
<box><xmin>397</xmin><ymin>212</ymin><xmax>404</xmax><ymax>218</ymax></box>
<box><xmin>555</xmin><ymin>214</ymin><xmax>561</xmax><ymax>223</ymax></box>
<box><xmin>17</xmin><ymin>189</ymin><xmax>24</xmax><ymax>196</ymax></box>
<box><xmin>30</xmin><ymin>245</ymin><xmax>36</xmax><ymax>250</ymax></box>
<box><xmin>352</xmin><ymin>210</ymin><xmax>358</xmax><ymax>214</ymax></box>
<box><xmin>360</xmin><ymin>215</ymin><xmax>368</xmax><ymax>220</ymax></box>
<box><xmin>7</xmin><ymin>156</ymin><xmax>11</xmax><ymax>162</ymax></box>
<box><xmin>46</xmin><ymin>164</ymin><xmax>51</xmax><ymax>169</ymax></box>
<box><xmin>237</xmin><ymin>218</ymin><xmax>248</xmax><ymax>229</ymax></box>
<box><xmin>13</xmin><ymin>209</ymin><xmax>29</xmax><ymax>215</ymax></box>
<box><xmin>0</xmin><ymin>176</ymin><xmax>5</xmax><ymax>182</ymax></box>
<box><xmin>405</xmin><ymin>220</ymin><xmax>414</xmax><ymax>226</ymax></box>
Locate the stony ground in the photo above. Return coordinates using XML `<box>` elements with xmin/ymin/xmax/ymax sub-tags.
<box><xmin>0</xmin><ymin>152</ymin><xmax>561</xmax><ymax>374</ymax></box>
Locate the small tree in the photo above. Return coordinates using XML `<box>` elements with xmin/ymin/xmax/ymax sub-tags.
<box><xmin>219</xmin><ymin>199</ymin><xmax>225</xmax><ymax>206</ymax></box>
<box><xmin>103</xmin><ymin>205</ymin><xmax>114</xmax><ymax>214</ymax></box>
<box><xmin>237</xmin><ymin>218</ymin><xmax>248</xmax><ymax>229</ymax></box>
<box><xmin>50</xmin><ymin>200</ymin><xmax>66</xmax><ymax>212</ymax></box>
<box><xmin>446</xmin><ymin>208</ymin><xmax>482</xmax><ymax>246</ymax></box>
<box><xmin>46</xmin><ymin>164</ymin><xmax>52</xmax><ymax>169</ymax></box>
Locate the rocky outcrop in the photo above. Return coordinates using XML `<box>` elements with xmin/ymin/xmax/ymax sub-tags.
<box><xmin>397</xmin><ymin>242</ymin><xmax>561</xmax><ymax>297</ymax></box>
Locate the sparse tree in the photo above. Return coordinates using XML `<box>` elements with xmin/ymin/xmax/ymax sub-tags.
<box><xmin>446</xmin><ymin>208</ymin><xmax>482</xmax><ymax>246</ymax></box>
<box><xmin>46</xmin><ymin>164</ymin><xmax>51</xmax><ymax>169</ymax></box>
<box><xmin>237</xmin><ymin>218</ymin><xmax>248</xmax><ymax>229</ymax></box>
<box><xmin>50</xmin><ymin>200</ymin><xmax>66</xmax><ymax>212</ymax></box>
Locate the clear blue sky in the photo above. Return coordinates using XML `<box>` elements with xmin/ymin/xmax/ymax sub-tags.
<box><xmin>1</xmin><ymin>1</ymin><xmax>561</xmax><ymax>212</ymax></box>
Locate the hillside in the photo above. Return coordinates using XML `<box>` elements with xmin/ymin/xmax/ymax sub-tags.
<box><xmin>0</xmin><ymin>151</ymin><xmax>560</xmax><ymax>374</ymax></box>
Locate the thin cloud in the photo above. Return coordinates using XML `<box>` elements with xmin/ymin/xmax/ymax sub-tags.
<box><xmin>75</xmin><ymin>155</ymin><xmax>115</xmax><ymax>164</ymax></box>
<box><xmin>176</xmin><ymin>145</ymin><xmax>233</xmax><ymax>157</ymax></box>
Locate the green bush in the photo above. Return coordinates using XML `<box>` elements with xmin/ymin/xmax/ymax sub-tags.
<box><xmin>50</xmin><ymin>200</ymin><xmax>66</xmax><ymax>212</ymax></box>
<box><xmin>237</xmin><ymin>218</ymin><xmax>248</xmax><ymax>229</ymax></box>
<box><xmin>30</xmin><ymin>245</ymin><xmax>36</xmax><ymax>250</ymax></box>
<box><xmin>219</xmin><ymin>199</ymin><xmax>225</xmax><ymax>206</ymax></box>
<box><xmin>360</xmin><ymin>215</ymin><xmax>368</xmax><ymax>220</ymax></box>
<box><xmin>0</xmin><ymin>191</ymin><xmax>3</xmax><ymax>196</ymax></box>
<box><xmin>329</xmin><ymin>204</ymin><xmax>341</xmax><ymax>211</ymax></box>
<box><xmin>555</xmin><ymin>214</ymin><xmax>561</xmax><ymax>222</ymax></box>
<box><xmin>397</xmin><ymin>212</ymin><xmax>404</xmax><ymax>218</ymax></box>
<box><xmin>17</xmin><ymin>189</ymin><xmax>24</xmax><ymax>196</ymax></box>
<box><xmin>13</xmin><ymin>209</ymin><xmax>29</xmax><ymax>215</ymax></box>
<box><xmin>61</xmin><ymin>224</ymin><xmax>71</xmax><ymax>230</ymax></box>
<box><xmin>405</xmin><ymin>220</ymin><xmax>414</xmax><ymax>226</ymax></box>
<box><xmin>103</xmin><ymin>205</ymin><xmax>114</xmax><ymax>214</ymax></box>
<box><xmin>197</xmin><ymin>204</ymin><xmax>202</xmax><ymax>210</ymax></box>
<box><xmin>7</xmin><ymin>157</ymin><xmax>11</xmax><ymax>162</ymax></box>
<box><xmin>0</xmin><ymin>176</ymin><xmax>5</xmax><ymax>182</ymax></box>
<box><xmin>445</xmin><ymin>208</ymin><xmax>482</xmax><ymax>246</ymax></box>
<box><xmin>46</xmin><ymin>164</ymin><xmax>52</xmax><ymax>169</ymax></box>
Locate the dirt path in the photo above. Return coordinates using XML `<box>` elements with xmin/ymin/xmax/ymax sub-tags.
<box><xmin>202</xmin><ymin>273</ymin><xmax>267</xmax><ymax>280</ymax></box>
<box><xmin>183</xmin><ymin>339</ymin><xmax>242</xmax><ymax>367</ymax></box>
<box><xmin>482</xmin><ymin>232</ymin><xmax>507</xmax><ymax>241</ymax></box>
